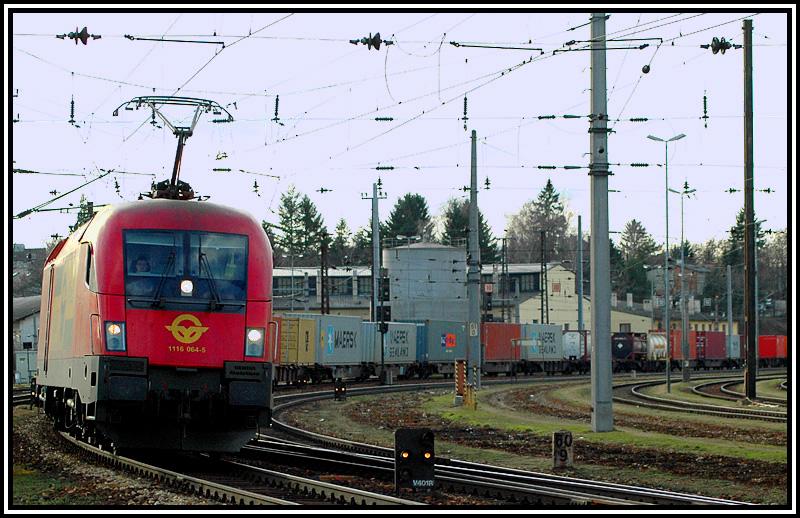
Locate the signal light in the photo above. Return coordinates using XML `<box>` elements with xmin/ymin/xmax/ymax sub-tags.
<box><xmin>395</xmin><ymin>428</ymin><xmax>435</xmax><ymax>493</ymax></box>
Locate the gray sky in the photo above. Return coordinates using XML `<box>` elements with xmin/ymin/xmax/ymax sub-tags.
<box><xmin>8</xmin><ymin>8</ymin><xmax>793</xmax><ymax>252</ymax></box>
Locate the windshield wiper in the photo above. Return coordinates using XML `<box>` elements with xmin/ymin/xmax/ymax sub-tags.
<box><xmin>151</xmin><ymin>251</ymin><xmax>176</xmax><ymax>308</ymax></box>
<box><xmin>199</xmin><ymin>252</ymin><xmax>222</xmax><ymax>310</ymax></box>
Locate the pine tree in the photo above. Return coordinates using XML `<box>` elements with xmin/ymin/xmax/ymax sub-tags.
<box><xmin>505</xmin><ymin>179</ymin><xmax>571</xmax><ymax>263</ymax></box>
<box><xmin>298</xmin><ymin>194</ymin><xmax>328</xmax><ymax>262</ymax></box>
<box><xmin>438</xmin><ymin>197</ymin><xmax>498</xmax><ymax>263</ymax></box>
<box><xmin>383</xmin><ymin>193</ymin><xmax>435</xmax><ymax>242</ymax></box>
<box><xmin>330</xmin><ymin>218</ymin><xmax>352</xmax><ymax>266</ymax></box>
<box><xmin>618</xmin><ymin>219</ymin><xmax>660</xmax><ymax>299</ymax></box>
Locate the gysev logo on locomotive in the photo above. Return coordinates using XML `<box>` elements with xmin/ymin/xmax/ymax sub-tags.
<box><xmin>165</xmin><ymin>314</ymin><xmax>209</xmax><ymax>344</ymax></box>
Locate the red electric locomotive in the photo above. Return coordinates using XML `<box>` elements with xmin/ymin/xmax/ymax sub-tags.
<box><xmin>35</xmin><ymin>195</ymin><xmax>275</xmax><ymax>453</ymax></box>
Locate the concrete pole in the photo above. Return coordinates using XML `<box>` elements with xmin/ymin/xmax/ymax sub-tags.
<box><xmin>680</xmin><ymin>194</ymin><xmax>690</xmax><ymax>382</ymax></box>
<box><xmin>727</xmin><ymin>265</ymin><xmax>734</xmax><ymax>357</ymax></box>
<box><xmin>372</xmin><ymin>183</ymin><xmax>380</xmax><ymax>323</ymax></box>
<box><xmin>743</xmin><ymin>19</ymin><xmax>756</xmax><ymax>399</ymax></box>
<box><xmin>468</xmin><ymin>130</ymin><xmax>482</xmax><ymax>389</ymax></box>
<box><xmin>589</xmin><ymin>12</ymin><xmax>613</xmax><ymax>432</ymax></box>
<box><xmin>663</xmin><ymin>141</ymin><xmax>672</xmax><ymax>393</ymax></box>
<box><xmin>577</xmin><ymin>215</ymin><xmax>584</xmax><ymax>334</ymax></box>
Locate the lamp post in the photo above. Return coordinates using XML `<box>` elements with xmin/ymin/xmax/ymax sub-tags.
<box><xmin>648</xmin><ymin>133</ymin><xmax>686</xmax><ymax>392</ymax></box>
<box><xmin>669</xmin><ymin>181</ymin><xmax>696</xmax><ymax>382</ymax></box>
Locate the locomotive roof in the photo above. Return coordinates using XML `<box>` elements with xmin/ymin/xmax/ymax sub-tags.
<box><xmin>98</xmin><ymin>198</ymin><xmax>257</xmax><ymax>222</ymax></box>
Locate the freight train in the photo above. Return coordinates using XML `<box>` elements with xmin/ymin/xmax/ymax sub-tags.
<box><xmin>270</xmin><ymin>315</ymin><xmax>787</xmax><ymax>385</ymax></box>
<box><xmin>33</xmin><ymin>198</ymin><xmax>275</xmax><ymax>453</ymax></box>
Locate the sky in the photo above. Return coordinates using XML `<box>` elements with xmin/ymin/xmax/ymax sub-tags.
<box><xmin>6</xmin><ymin>7</ymin><xmax>794</xmax><ymax>252</ymax></box>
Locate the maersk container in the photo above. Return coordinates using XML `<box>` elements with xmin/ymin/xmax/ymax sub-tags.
<box><xmin>519</xmin><ymin>324</ymin><xmax>563</xmax><ymax>361</ymax></box>
<box><xmin>411</xmin><ymin>320</ymin><xmax>467</xmax><ymax>363</ymax></box>
<box><xmin>286</xmin><ymin>314</ymin><xmax>364</xmax><ymax>365</ymax></box>
<box><xmin>562</xmin><ymin>330</ymin><xmax>590</xmax><ymax>360</ymax></box>
<box><xmin>481</xmin><ymin>322</ymin><xmax>520</xmax><ymax>363</ymax></box>
<box><xmin>363</xmin><ymin>322</ymin><xmax>418</xmax><ymax>365</ymax></box>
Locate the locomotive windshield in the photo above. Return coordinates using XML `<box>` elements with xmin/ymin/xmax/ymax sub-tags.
<box><xmin>124</xmin><ymin>230</ymin><xmax>248</xmax><ymax>306</ymax></box>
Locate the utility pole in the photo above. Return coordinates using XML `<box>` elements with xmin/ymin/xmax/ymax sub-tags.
<box><xmin>540</xmin><ymin>230</ymin><xmax>545</xmax><ymax>325</ymax></box>
<box><xmin>501</xmin><ymin>237</ymin><xmax>509</xmax><ymax>323</ymax></box>
<box><xmin>361</xmin><ymin>182</ymin><xmax>386</xmax><ymax>322</ymax></box>
<box><xmin>468</xmin><ymin>129</ymin><xmax>482</xmax><ymax>390</ymax></box>
<box><xmin>727</xmin><ymin>265</ymin><xmax>734</xmax><ymax>358</ymax></box>
<box><xmin>743</xmin><ymin>19</ymin><xmax>756</xmax><ymax>400</ymax></box>
<box><xmin>588</xmin><ymin>12</ymin><xmax>613</xmax><ymax>432</ymax></box>
<box><xmin>577</xmin><ymin>215</ymin><xmax>584</xmax><ymax>335</ymax></box>
<box><xmin>320</xmin><ymin>235</ymin><xmax>330</xmax><ymax>314</ymax></box>
<box><xmin>540</xmin><ymin>230</ymin><xmax>550</xmax><ymax>324</ymax></box>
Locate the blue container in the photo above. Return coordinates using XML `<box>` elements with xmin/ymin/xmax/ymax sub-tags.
<box><xmin>415</xmin><ymin>319</ymin><xmax>467</xmax><ymax>364</ymax></box>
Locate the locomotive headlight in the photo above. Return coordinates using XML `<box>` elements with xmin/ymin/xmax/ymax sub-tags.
<box><xmin>245</xmin><ymin>327</ymin><xmax>265</xmax><ymax>357</ymax></box>
<box><xmin>105</xmin><ymin>322</ymin><xmax>126</xmax><ymax>352</ymax></box>
<box><xmin>248</xmin><ymin>329</ymin><xmax>262</xmax><ymax>343</ymax></box>
<box><xmin>180</xmin><ymin>279</ymin><xmax>194</xmax><ymax>296</ymax></box>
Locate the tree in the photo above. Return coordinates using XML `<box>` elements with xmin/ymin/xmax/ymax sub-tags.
<box><xmin>330</xmin><ymin>218</ymin><xmax>352</xmax><ymax>266</ymax></box>
<box><xmin>438</xmin><ymin>198</ymin><xmax>499</xmax><ymax>263</ymax></box>
<box><xmin>720</xmin><ymin>207</ymin><xmax>766</xmax><ymax>324</ymax></box>
<box><xmin>274</xmin><ymin>185</ymin><xmax>304</xmax><ymax>262</ymax></box>
<box><xmin>351</xmin><ymin>220</ymin><xmax>374</xmax><ymax>265</ymax></box>
<box><xmin>505</xmin><ymin>179</ymin><xmax>571</xmax><ymax>263</ymax></box>
<box><xmin>618</xmin><ymin>219</ymin><xmax>659</xmax><ymax>299</ymax></box>
<box><xmin>298</xmin><ymin>193</ymin><xmax>328</xmax><ymax>263</ymax></box>
<box><xmin>383</xmin><ymin>193</ymin><xmax>435</xmax><ymax>242</ymax></box>
<box><xmin>620</xmin><ymin>219</ymin><xmax>658</xmax><ymax>263</ymax></box>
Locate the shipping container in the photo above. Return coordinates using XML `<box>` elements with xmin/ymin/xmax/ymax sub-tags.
<box><xmin>519</xmin><ymin>324</ymin><xmax>563</xmax><ymax>361</ymax></box>
<box><xmin>279</xmin><ymin>316</ymin><xmax>317</xmax><ymax>366</ymax></box>
<box><xmin>562</xmin><ymin>330</ymin><xmax>590</xmax><ymax>360</ymax></box>
<box><xmin>403</xmin><ymin>319</ymin><xmax>468</xmax><ymax>365</ymax></box>
<box><xmin>728</xmin><ymin>334</ymin><xmax>742</xmax><ymax>360</ymax></box>
<box><xmin>363</xmin><ymin>322</ymin><xmax>418</xmax><ymax>366</ymax></box>
<box><xmin>758</xmin><ymin>335</ymin><xmax>779</xmax><ymax>359</ymax></box>
<box><xmin>482</xmin><ymin>322</ymin><xmax>521</xmax><ymax>363</ymax></box>
<box><xmin>669</xmin><ymin>330</ymin><xmax>698</xmax><ymax>360</ymax></box>
<box><xmin>697</xmin><ymin>331</ymin><xmax>727</xmax><ymax>360</ymax></box>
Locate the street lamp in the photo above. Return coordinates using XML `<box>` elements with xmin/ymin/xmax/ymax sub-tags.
<box><xmin>648</xmin><ymin>132</ymin><xmax>686</xmax><ymax>393</ymax></box>
<box><xmin>669</xmin><ymin>181</ymin><xmax>696</xmax><ymax>383</ymax></box>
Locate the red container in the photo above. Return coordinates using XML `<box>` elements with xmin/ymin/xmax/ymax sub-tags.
<box><xmin>697</xmin><ymin>331</ymin><xmax>727</xmax><ymax>360</ymax></box>
<box><xmin>670</xmin><ymin>330</ymin><xmax>697</xmax><ymax>360</ymax></box>
<box><xmin>482</xmin><ymin>322</ymin><xmax>521</xmax><ymax>362</ymax></box>
<box><xmin>758</xmin><ymin>335</ymin><xmax>779</xmax><ymax>359</ymax></box>
<box><xmin>776</xmin><ymin>335</ymin><xmax>787</xmax><ymax>359</ymax></box>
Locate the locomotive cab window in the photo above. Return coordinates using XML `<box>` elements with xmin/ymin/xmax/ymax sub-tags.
<box><xmin>124</xmin><ymin>230</ymin><xmax>247</xmax><ymax>307</ymax></box>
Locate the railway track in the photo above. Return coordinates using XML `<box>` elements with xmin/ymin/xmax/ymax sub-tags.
<box><xmin>268</xmin><ymin>381</ymin><xmax>748</xmax><ymax>506</ymax></box>
<box><xmin>57</xmin><ymin>431</ymin><xmax>418</xmax><ymax>506</ymax></box>
<box><xmin>718</xmin><ymin>380</ymin><xmax>787</xmax><ymax>405</ymax></box>
<box><xmin>615</xmin><ymin>376</ymin><xmax>787</xmax><ymax>422</ymax></box>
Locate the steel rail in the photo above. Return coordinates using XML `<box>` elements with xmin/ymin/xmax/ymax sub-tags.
<box><xmin>616</xmin><ymin>379</ymin><xmax>786</xmax><ymax>422</ymax></box>
<box><xmin>58</xmin><ymin>431</ymin><xmax>296</xmax><ymax>505</ymax></box>
<box><xmin>268</xmin><ymin>381</ymin><xmax>750</xmax><ymax>505</ymax></box>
